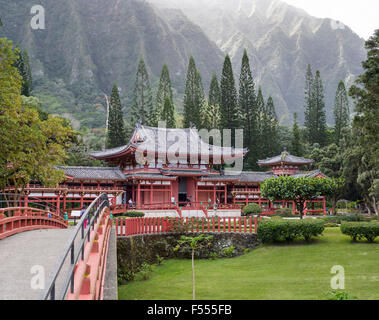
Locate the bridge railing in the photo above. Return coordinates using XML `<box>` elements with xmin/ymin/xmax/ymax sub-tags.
<box><xmin>41</xmin><ymin>193</ymin><xmax>112</xmax><ymax>300</ymax></box>
<box><xmin>0</xmin><ymin>206</ymin><xmax>68</xmax><ymax>240</ymax></box>
<box><xmin>115</xmin><ymin>215</ymin><xmax>260</xmax><ymax>237</ymax></box>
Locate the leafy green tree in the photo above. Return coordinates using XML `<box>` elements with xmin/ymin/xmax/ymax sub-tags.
<box><xmin>150</xmin><ymin>64</ymin><xmax>173</xmax><ymax>127</ymax></box>
<box><xmin>334</xmin><ymin>80</ymin><xmax>350</xmax><ymax>145</ymax></box>
<box><xmin>238</xmin><ymin>49</ymin><xmax>258</xmax><ymax>169</ymax></box>
<box><xmin>183</xmin><ymin>56</ymin><xmax>204</xmax><ymax>128</ymax></box>
<box><xmin>291</xmin><ymin>113</ymin><xmax>303</xmax><ymax>156</ymax></box>
<box><xmin>261</xmin><ymin>176</ymin><xmax>336</xmax><ymax>219</ymax></box>
<box><xmin>175</xmin><ymin>234</ymin><xmax>213</xmax><ymax>300</ymax></box>
<box><xmin>162</xmin><ymin>96</ymin><xmax>176</xmax><ymax>128</ymax></box>
<box><xmin>349</xmin><ymin>29</ymin><xmax>379</xmax><ymax>216</ymax></box>
<box><xmin>304</xmin><ymin>64</ymin><xmax>314</xmax><ymax>142</ymax></box>
<box><xmin>256</xmin><ymin>87</ymin><xmax>266</xmax><ymax>161</ymax></box>
<box><xmin>132</xmin><ymin>56</ymin><xmax>152</xmax><ymax>126</ymax></box>
<box><xmin>0</xmin><ymin>37</ymin><xmax>73</xmax><ymax>191</ymax></box>
<box><xmin>107</xmin><ymin>83</ymin><xmax>126</xmax><ymax>148</ymax></box>
<box><xmin>220</xmin><ymin>54</ymin><xmax>240</xmax><ymax>136</ymax></box>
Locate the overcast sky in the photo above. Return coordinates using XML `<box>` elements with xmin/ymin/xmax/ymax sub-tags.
<box><xmin>282</xmin><ymin>0</ymin><xmax>378</xmax><ymax>39</ymax></box>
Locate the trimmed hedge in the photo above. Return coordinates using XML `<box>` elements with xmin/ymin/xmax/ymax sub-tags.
<box><xmin>274</xmin><ymin>208</ymin><xmax>295</xmax><ymax>217</ymax></box>
<box><xmin>257</xmin><ymin>219</ymin><xmax>325</xmax><ymax>243</ymax></box>
<box><xmin>319</xmin><ymin>215</ymin><xmax>370</xmax><ymax>224</ymax></box>
<box><xmin>119</xmin><ymin>211</ymin><xmax>145</xmax><ymax>218</ymax></box>
<box><xmin>340</xmin><ymin>222</ymin><xmax>379</xmax><ymax>242</ymax></box>
<box><xmin>242</xmin><ymin>203</ymin><xmax>262</xmax><ymax>216</ymax></box>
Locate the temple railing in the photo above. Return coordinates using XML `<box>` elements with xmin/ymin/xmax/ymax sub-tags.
<box><xmin>115</xmin><ymin>216</ymin><xmax>261</xmax><ymax>237</ymax></box>
<box><xmin>41</xmin><ymin>193</ymin><xmax>112</xmax><ymax>300</ymax></box>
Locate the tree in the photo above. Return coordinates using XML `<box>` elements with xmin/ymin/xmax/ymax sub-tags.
<box><xmin>348</xmin><ymin>29</ymin><xmax>379</xmax><ymax>215</ymax></box>
<box><xmin>175</xmin><ymin>234</ymin><xmax>213</xmax><ymax>300</ymax></box>
<box><xmin>15</xmin><ymin>47</ymin><xmax>33</xmax><ymax>96</ymax></box>
<box><xmin>202</xmin><ymin>72</ymin><xmax>221</xmax><ymax>130</ymax></box>
<box><xmin>238</xmin><ymin>49</ymin><xmax>258</xmax><ymax>169</ymax></box>
<box><xmin>183</xmin><ymin>56</ymin><xmax>205</xmax><ymax>128</ymax></box>
<box><xmin>220</xmin><ymin>54</ymin><xmax>240</xmax><ymax>137</ymax></box>
<box><xmin>304</xmin><ymin>64</ymin><xmax>314</xmax><ymax>143</ymax></box>
<box><xmin>305</xmin><ymin>69</ymin><xmax>327</xmax><ymax>146</ymax></box>
<box><xmin>107</xmin><ymin>83</ymin><xmax>126</xmax><ymax>148</ymax></box>
<box><xmin>162</xmin><ymin>96</ymin><xmax>176</xmax><ymax>128</ymax></box>
<box><xmin>334</xmin><ymin>80</ymin><xmax>350</xmax><ymax>145</ymax></box>
<box><xmin>150</xmin><ymin>64</ymin><xmax>173</xmax><ymax>127</ymax></box>
<box><xmin>265</xmin><ymin>96</ymin><xmax>279</xmax><ymax>156</ymax></box>
<box><xmin>261</xmin><ymin>176</ymin><xmax>335</xmax><ymax>219</ymax></box>
<box><xmin>132</xmin><ymin>56</ymin><xmax>152</xmax><ymax>126</ymax></box>
<box><xmin>291</xmin><ymin>113</ymin><xmax>303</xmax><ymax>156</ymax></box>
<box><xmin>255</xmin><ymin>87</ymin><xmax>266</xmax><ymax>161</ymax></box>
<box><xmin>0</xmin><ymin>37</ymin><xmax>73</xmax><ymax>191</ymax></box>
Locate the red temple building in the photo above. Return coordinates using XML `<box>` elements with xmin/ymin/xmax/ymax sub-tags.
<box><xmin>3</xmin><ymin>124</ymin><xmax>327</xmax><ymax>217</ymax></box>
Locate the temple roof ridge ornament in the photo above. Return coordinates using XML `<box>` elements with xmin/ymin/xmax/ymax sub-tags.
<box><xmin>258</xmin><ymin>151</ymin><xmax>313</xmax><ymax>167</ymax></box>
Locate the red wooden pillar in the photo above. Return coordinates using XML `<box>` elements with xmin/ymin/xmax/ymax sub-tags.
<box><xmin>137</xmin><ymin>181</ymin><xmax>141</xmax><ymax>209</ymax></box>
<box><xmin>224</xmin><ymin>184</ymin><xmax>227</xmax><ymax>204</ymax></box>
<box><xmin>56</xmin><ymin>194</ymin><xmax>61</xmax><ymax>215</ymax></box>
<box><xmin>150</xmin><ymin>183</ymin><xmax>153</xmax><ymax>205</ymax></box>
<box><xmin>213</xmin><ymin>185</ymin><xmax>216</xmax><ymax>204</ymax></box>
<box><xmin>323</xmin><ymin>197</ymin><xmax>326</xmax><ymax>216</ymax></box>
<box><xmin>63</xmin><ymin>196</ymin><xmax>66</xmax><ymax>213</ymax></box>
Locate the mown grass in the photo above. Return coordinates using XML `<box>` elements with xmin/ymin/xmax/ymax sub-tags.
<box><xmin>118</xmin><ymin>228</ymin><xmax>379</xmax><ymax>300</ymax></box>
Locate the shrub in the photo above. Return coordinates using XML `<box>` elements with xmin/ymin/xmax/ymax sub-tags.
<box><xmin>340</xmin><ymin>222</ymin><xmax>379</xmax><ymax>242</ymax></box>
<box><xmin>274</xmin><ymin>208</ymin><xmax>295</xmax><ymax>217</ymax></box>
<box><xmin>326</xmin><ymin>290</ymin><xmax>357</xmax><ymax>300</ymax></box>
<box><xmin>134</xmin><ymin>263</ymin><xmax>153</xmax><ymax>281</ymax></box>
<box><xmin>257</xmin><ymin>219</ymin><xmax>325</xmax><ymax>243</ymax></box>
<box><xmin>242</xmin><ymin>203</ymin><xmax>262</xmax><ymax>216</ymax></box>
<box><xmin>221</xmin><ymin>245</ymin><xmax>235</xmax><ymax>258</ymax></box>
<box><xmin>119</xmin><ymin>211</ymin><xmax>145</xmax><ymax>218</ymax></box>
<box><xmin>319</xmin><ymin>215</ymin><xmax>366</xmax><ymax>224</ymax></box>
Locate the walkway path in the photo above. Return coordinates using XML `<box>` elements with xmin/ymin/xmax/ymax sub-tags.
<box><xmin>0</xmin><ymin>227</ymin><xmax>75</xmax><ymax>300</ymax></box>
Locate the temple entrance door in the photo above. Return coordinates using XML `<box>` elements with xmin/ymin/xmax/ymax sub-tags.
<box><xmin>178</xmin><ymin>177</ymin><xmax>187</xmax><ymax>203</ymax></box>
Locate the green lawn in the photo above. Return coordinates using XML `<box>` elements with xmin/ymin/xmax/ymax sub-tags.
<box><xmin>118</xmin><ymin>228</ymin><xmax>379</xmax><ymax>300</ymax></box>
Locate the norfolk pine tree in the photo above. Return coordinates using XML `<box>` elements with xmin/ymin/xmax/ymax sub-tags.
<box><xmin>334</xmin><ymin>80</ymin><xmax>350</xmax><ymax>145</ymax></box>
<box><xmin>107</xmin><ymin>83</ymin><xmax>126</xmax><ymax>148</ymax></box>
<box><xmin>132</xmin><ymin>56</ymin><xmax>153</xmax><ymax>126</ymax></box>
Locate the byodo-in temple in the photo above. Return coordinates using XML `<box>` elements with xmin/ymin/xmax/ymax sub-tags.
<box><xmin>3</xmin><ymin>124</ymin><xmax>327</xmax><ymax>217</ymax></box>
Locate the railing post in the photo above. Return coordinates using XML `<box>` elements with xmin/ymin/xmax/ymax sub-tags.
<box><xmin>254</xmin><ymin>216</ymin><xmax>258</xmax><ymax>233</ymax></box>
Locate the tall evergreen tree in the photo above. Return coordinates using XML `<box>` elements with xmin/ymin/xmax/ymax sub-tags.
<box><xmin>15</xmin><ymin>47</ymin><xmax>32</xmax><ymax>96</ymax></box>
<box><xmin>107</xmin><ymin>83</ymin><xmax>126</xmax><ymax>148</ymax></box>
<box><xmin>256</xmin><ymin>87</ymin><xmax>266</xmax><ymax>160</ymax></box>
<box><xmin>304</xmin><ymin>64</ymin><xmax>314</xmax><ymax>144</ymax></box>
<box><xmin>334</xmin><ymin>80</ymin><xmax>350</xmax><ymax>145</ymax></box>
<box><xmin>183</xmin><ymin>56</ymin><xmax>204</xmax><ymax>128</ymax></box>
<box><xmin>304</xmin><ymin>66</ymin><xmax>327</xmax><ymax>146</ymax></box>
<box><xmin>238</xmin><ymin>49</ymin><xmax>258</xmax><ymax>169</ymax></box>
<box><xmin>150</xmin><ymin>64</ymin><xmax>173</xmax><ymax>127</ymax></box>
<box><xmin>201</xmin><ymin>72</ymin><xmax>221</xmax><ymax>130</ymax></box>
<box><xmin>291</xmin><ymin>112</ymin><xmax>303</xmax><ymax>156</ymax></box>
<box><xmin>265</xmin><ymin>96</ymin><xmax>279</xmax><ymax>156</ymax></box>
<box><xmin>132</xmin><ymin>56</ymin><xmax>152</xmax><ymax>126</ymax></box>
<box><xmin>348</xmin><ymin>29</ymin><xmax>379</xmax><ymax>215</ymax></box>
<box><xmin>220</xmin><ymin>54</ymin><xmax>240</xmax><ymax>145</ymax></box>
<box><xmin>162</xmin><ymin>96</ymin><xmax>176</xmax><ymax>128</ymax></box>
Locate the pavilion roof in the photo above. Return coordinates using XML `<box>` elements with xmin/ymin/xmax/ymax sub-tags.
<box><xmin>292</xmin><ymin>170</ymin><xmax>326</xmax><ymax>178</ymax></box>
<box><xmin>258</xmin><ymin>151</ymin><xmax>313</xmax><ymax>167</ymax></box>
<box><xmin>57</xmin><ymin>166</ymin><xmax>126</xmax><ymax>180</ymax></box>
<box><xmin>90</xmin><ymin>124</ymin><xmax>247</xmax><ymax>160</ymax></box>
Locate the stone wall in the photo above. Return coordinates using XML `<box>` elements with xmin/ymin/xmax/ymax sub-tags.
<box><xmin>117</xmin><ymin>233</ymin><xmax>260</xmax><ymax>283</ymax></box>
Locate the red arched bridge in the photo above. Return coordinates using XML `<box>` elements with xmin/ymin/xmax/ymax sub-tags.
<box><xmin>0</xmin><ymin>193</ymin><xmax>261</xmax><ymax>300</ymax></box>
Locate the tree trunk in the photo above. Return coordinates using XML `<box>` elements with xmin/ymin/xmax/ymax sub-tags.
<box><xmin>372</xmin><ymin>196</ymin><xmax>379</xmax><ymax>216</ymax></box>
<box><xmin>332</xmin><ymin>197</ymin><xmax>337</xmax><ymax>215</ymax></box>
<box><xmin>192</xmin><ymin>248</ymin><xmax>195</xmax><ymax>300</ymax></box>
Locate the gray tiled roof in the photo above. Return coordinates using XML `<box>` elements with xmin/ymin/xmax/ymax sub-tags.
<box><xmin>258</xmin><ymin>151</ymin><xmax>313</xmax><ymax>166</ymax></box>
<box><xmin>90</xmin><ymin>124</ymin><xmax>247</xmax><ymax>159</ymax></box>
<box><xmin>292</xmin><ymin>170</ymin><xmax>326</xmax><ymax>178</ymax></box>
<box><xmin>239</xmin><ymin>172</ymin><xmax>276</xmax><ymax>182</ymax></box>
<box><xmin>57</xmin><ymin>166</ymin><xmax>126</xmax><ymax>180</ymax></box>
<box><xmin>124</xmin><ymin>173</ymin><xmax>177</xmax><ymax>180</ymax></box>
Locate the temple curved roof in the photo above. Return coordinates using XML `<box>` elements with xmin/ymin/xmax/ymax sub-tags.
<box><xmin>258</xmin><ymin>151</ymin><xmax>313</xmax><ymax>167</ymax></box>
<box><xmin>90</xmin><ymin>124</ymin><xmax>248</xmax><ymax>160</ymax></box>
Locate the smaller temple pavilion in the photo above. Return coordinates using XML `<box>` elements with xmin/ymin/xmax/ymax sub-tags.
<box><xmin>3</xmin><ymin>124</ymin><xmax>327</xmax><ymax>217</ymax></box>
